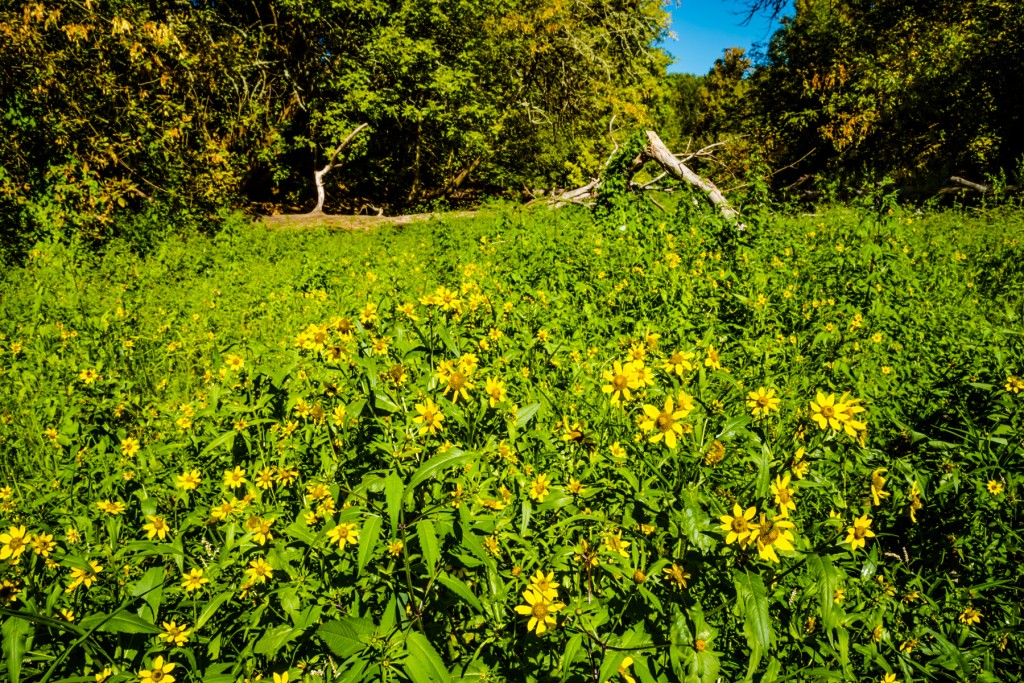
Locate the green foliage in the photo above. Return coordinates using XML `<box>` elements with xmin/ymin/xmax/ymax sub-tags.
<box><xmin>0</xmin><ymin>0</ymin><xmax>670</xmax><ymax>253</ymax></box>
<box><xmin>1</xmin><ymin>202</ymin><xmax>1023</xmax><ymax>682</ymax></box>
<box><xmin>747</xmin><ymin>0</ymin><xmax>1024</xmax><ymax>189</ymax></box>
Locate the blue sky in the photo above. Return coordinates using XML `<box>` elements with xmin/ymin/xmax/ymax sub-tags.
<box><xmin>659</xmin><ymin>1</ymin><xmax>791</xmax><ymax>75</ymax></box>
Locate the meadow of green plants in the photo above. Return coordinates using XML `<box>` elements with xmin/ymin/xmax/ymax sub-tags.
<box><xmin>1</xmin><ymin>199</ymin><xmax>1023</xmax><ymax>683</ymax></box>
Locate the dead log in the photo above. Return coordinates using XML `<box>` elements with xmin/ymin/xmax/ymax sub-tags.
<box><xmin>309</xmin><ymin>123</ymin><xmax>369</xmax><ymax>215</ymax></box>
<box><xmin>545</xmin><ymin>130</ymin><xmax>742</xmax><ymax>223</ymax></box>
<box><xmin>950</xmin><ymin>176</ymin><xmax>991</xmax><ymax>193</ymax></box>
<box><xmin>642</xmin><ymin>131</ymin><xmax>739</xmax><ymax>221</ymax></box>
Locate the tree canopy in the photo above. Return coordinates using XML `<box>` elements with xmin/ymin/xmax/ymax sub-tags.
<box><xmin>0</xmin><ymin>0</ymin><xmax>668</xmax><ymax>248</ymax></box>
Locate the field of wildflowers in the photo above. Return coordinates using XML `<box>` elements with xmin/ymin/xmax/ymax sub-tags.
<box><xmin>0</xmin><ymin>201</ymin><xmax>1022</xmax><ymax>682</ymax></box>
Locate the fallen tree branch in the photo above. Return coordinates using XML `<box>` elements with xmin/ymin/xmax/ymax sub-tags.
<box><xmin>544</xmin><ymin>130</ymin><xmax>742</xmax><ymax>223</ymax></box>
<box><xmin>950</xmin><ymin>176</ymin><xmax>991</xmax><ymax>193</ymax></box>
<box><xmin>643</xmin><ymin>130</ymin><xmax>740</xmax><ymax>221</ymax></box>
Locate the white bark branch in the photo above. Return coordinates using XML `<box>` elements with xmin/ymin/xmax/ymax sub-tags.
<box><xmin>642</xmin><ymin>131</ymin><xmax>740</xmax><ymax>222</ymax></box>
<box><xmin>311</xmin><ymin>123</ymin><xmax>369</xmax><ymax>215</ymax></box>
<box><xmin>542</xmin><ymin>129</ymin><xmax>742</xmax><ymax>225</ymax></box>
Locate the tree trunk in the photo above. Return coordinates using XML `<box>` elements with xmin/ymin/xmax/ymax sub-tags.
<box><xmin>309</xmin><ymin>123</ymin><xmax>369</xmax><ymax>215</ymax></box>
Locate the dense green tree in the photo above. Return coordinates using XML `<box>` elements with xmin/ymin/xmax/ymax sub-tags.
<box><xmin>747</xmin><ymin>0</ymin><xmax>1024</xmax><ymax>187</ymax></box>
<box><xmin>0</xmin><ymin>0</ymin><xmax>669</xmax><ymax>254</ymax></box>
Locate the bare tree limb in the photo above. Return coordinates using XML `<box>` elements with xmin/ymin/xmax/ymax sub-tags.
<box><xmin>642</xmin><ymin>130</ymin><xmax>740</xmax><ymax>221</ymax></box>
<box><xmin>310</xmin><ymin>123</ymin><xmax>369</xmax><ymax>215</ymax></box>
<box><xmin>542</xmin><ymin>129</ymin><xmax>742</xmax><ymax>225</ymax></box>
<box><xmin>950</xmin><ymin>176</ymin><xmax>991</xmax><ymax>193</ymax></box>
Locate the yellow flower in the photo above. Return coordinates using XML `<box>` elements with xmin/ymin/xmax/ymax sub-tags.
<box><xmin>987</xmin><ymin>480</ymin><xmax>1003</xmax><ymax>495</ymax></box>
<box><xmin>68</xmin><ymin>561</ymin><xmax>103</xmax><ymax>591</ymax></box>
<box><xmin>277</xmin><ymin>466</ymin><xmax>299</xmax><ymax>485</ymax></box>
<box><xmin>326</xmin><ymin>522</ymin><xmax>360</xmax><ymax>551</ymax></box>
<box><xmin>529</xmin><ymin>474</ymin><xmax>551</xmax><ymax>503</ymax></box>
<box><xmin>514</xmin><ymin>588</ymin><xmax>564</xmax><ymax>635</ymax></box>
<box><xmin>138</xmin><ymin>655</ymin><xmax>176</xmax><ymax>683</ymax></box>
<box><xmin>719</xmin><ymin>504</ymin><xmax>757</xmax><ymax>546</ymax></box>
<box><xmin>567</xmin><ymin>478</ymin><xmax>586</xmax><ymax>495</ymax></box>
<box><xmin>833</xmin><ymin>589</ymin><xmax>845</xmax><ymax>603</ymax></box>
<box><xmin>181</xmin><ymin>568</ymin><xmax>209</xmax><ymax>592</ymax></box>
<box><xmin>121</xmin><ymin>437</ymin><xmax>140</xmax><ymax>457</ymax></box>
<box><xmin>32</xmin><ymin>532</ymin><xmax>55</xmax><ymax>557</ymax></box>
<box><xmin>870</xmin><ymin>468</ymin><xmax>890</xmax><ymax>506</ymax></box>
<box><xmin>254</xmin><ymin>467</ymin><xmax>276</xmax><ymax>490</ymax></box>
<box><xmin>617</xmin><ymin>656</ymin><xmax>636</xmax><ymax>683</ymax></box>
<box><xmin>79</xmin><ymin>369</ymin><xmax>99</xmax><ymax>384</ymax></box>
<box><xmin>880</xmin><ymin>674</ymin><xmax>899</xmax><ymax>683</ymax></box>
<box><xmin>630</xmin><ymin>361</ymin><xmax>655</xmax><ymax>387</ymax></box>
<box><xmin>142</xmin><ymin>516</ymin><xmax>171</xmax><ymax>541</ymax></box>
<box><xmin>959</xmin><ymin>607</ymin><xmax>981</xmax><ymax>625</ymax></box>
<box><xmin>747</xmin><ymin>387</ymin><xmax>781</xmax><ymax>418</ymax></box>
<box><xmin>771</xmin><ymin>474</ymin><xmax>796</xmax><ymax>514</ymax></box>
<box><xmin>96</xmin><ymin>500</ymin><xmax>126</xmax><ymax>515</ymax></box>
<box><xmin>528</xmin><ymin>571</ymin><xmax>560</xmax><ymax>600</ymax></box>
<box><xmin>359</xmin><ymin>302</ymin><xmax>379</xmax><ymax>324</ymax></box>
<box><xmin>663</xmin><ymin>563</ymin><xmax>690</xmax><ymax>589</ymax></box>
<box><xmin>157</xmin><ymin>620</ymin><xmax>191</xmax><ymax>647</ymax></box>
<box><xmin>175</xmin><ymin>470</ymin><xmax>201</xmax><ymax>491</ymax></box>
<box><xmin>245</xmin><ymin>557</ymin><xmax>273</xmax><ymax>584</ymax></box>
<box><xmin>438</xmin><ymin>363</ymin><xmax>473</xmax><ymax>403</ymax></box>
<box><xmin>210</xmin><ymin>498</ymin><xmax>238</xmax><ymax>521</ymax></box>
<box><xmin>810</xmin><ymin>392</ymin><xmax>843</xmax><ymax>431</ymax></box>
<box><xmin>414</xmin><ymin>399</ymin><xmax>445</xmax><ymax>435</ymax></box>
<box><xmin>484</xmin><ymin>377</ymin><xmax>507</xmax><ymax>408</ymax></box>
<box><xmin>609</xmin><ymin>442</ymin><xmax>626</xmax><ymax>460</ymax></box>
<box><xmin>844</xmin><ymin>515</ymin><xmax>875</xmax><ymax>551</ymax></box>
<box><xmin>1005</xmin><ymin>376</ymin><xmax>1024</xmax><ymax>393</ymax></box>
<box><xmin>704</xmin><ymin>345</ymin><xmax>722</xmax><ymax>370</ymax></box>
<box><xmin>753</xmin><ymin>513</ymin><xmax>796</xmax><ymax>563</ymax></box>
<box><xmin>94</xmin><ymin>667</ymin><xmax>112</xmax><ymax>683</ymax></box>
<box><xmin>224</xmin><ymin>354</ymin><xmax>244</xmax><ymax>371</ymax></box>
<box><xmin>604</xmin><ymin>531</ymin><xmax>630</xmax><ymax>558</ymax></box>
<box><xmin>387</xmin><ymin>540</ymin><xmax>404</xmax><ymax>557</ymax></box>
<box><xmin>249</xmin><ymin>517</ymin><xmax>275</xmax><ymax>546</ymax></box>
<box><xmin>663</xmin><ymin>350</ymin><xmax>695</xmax><ymax>376</ymax></box>
<box><xmin>639</xmin><ymin>397</ymin><xmax>688</xmax><ymax>448</ymax></box>
<box><xmin>223</xmin><ymin>466</ymin><xmax>247</xmax><ymax>489</ymax></box>
<box><xmin>0</xmin><ymin>525</ymin><xmax>28</xmax><ymax>562</ymax></box>
<box><xmin>273</xmin><ymin>673</ymin><xmax>289</xmax><ymax>683</ymax></box>
<box><xmin>602</xmin><ymin>361</ymin><xmax>640</xmax><ymax>405</ymax></box>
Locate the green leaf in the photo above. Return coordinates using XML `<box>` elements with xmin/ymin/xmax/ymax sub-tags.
<box><xmin>2</xmin><ymin>617</ymin><xmax>31</xmax><ymax>683</ymax></box>
<box><xmin>78</xmin><ymin>611</ymin><xmax>161</xmax><ymax>635</ymax></box>
<box><xmin>416</xmin><ymin>520</ymin><xmax>440</xmax><ymax>571</ymax></box>
<box><xmin>403</xmin><ymin>631</ymin><xmax>451</xmax><ymax>683</ymax></box>
<box><xmin>437</xmin><ymin>573</ymin><xmax>482</xmax><ymax>612</ymax></box>
<box><xmin>733</xmin><ymin>570</ymin><xmax>771</xmax><ymax>649</ymax></box>
<box><xmin>130</xmin><ymin>566</ymin><xmax>165</xmax><ymax>622</ymax></box>
<box><xmin>597</xmin><ymin>650</ymin><xmax>626</xmax><ymax>683</ymax></box>
<box><xmin>317</xmin><ymin>617</ymin><xmax>375</xmax><ymax>658</ymax></box>
<box><xmin>254</xmin><ymin>623</ymin><xmax>305</xmax><ymax>657</ymax></box>
<box><xmin>559</xmin><ymin>633</ymin><xmax>584</xmax><ymax>682</ymax></box>
<box><xmin>678</xmin><ymin>489</ymin><xmax>714</xmax><ymax>553</ymax></box>
<box><xmin>384</xmin><ymin>473</ymin><xmax>404</xmax><ymax>533</ymax></box>
<box><xmin>358</xmin><ymin>515</ymin><xmax>382</xmax><ymax>576</ymax></box>
<box><xmin>406</xmin><ymin>449</ymin><xmax>475</xmax><ymax>492</ymax></box>
<box><xmin>515</xmin><ymin>403</ymin><xmax>541</xmax><ymax>427</ymax></box>
<box><xmin>805</xmin><ymin>553</ymin><xmax>844</xmax><ymax>629</ymax></box>
<box><xmin>196</xmin><ymin>592</ymin><xmax>234</xmax><ymax>631</ymax></box>
<box><xmin>733</xmin><ymin>569</ymin><xmax>771</xmax><ymax>680</ymax></box>
<box><xmin>284</xmin><ymin>521</ymin><xmax>318</xmax><ymax>546</ymax></box>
